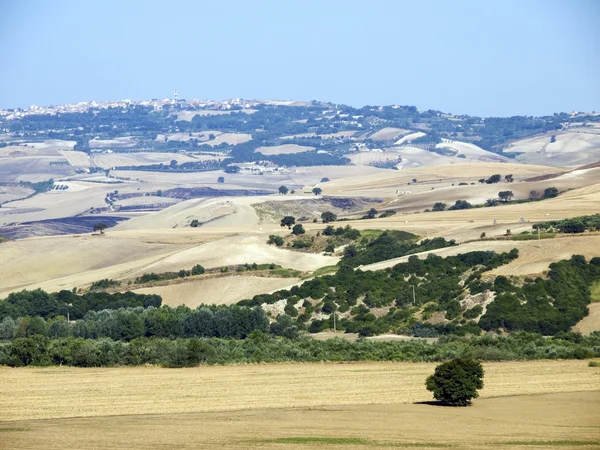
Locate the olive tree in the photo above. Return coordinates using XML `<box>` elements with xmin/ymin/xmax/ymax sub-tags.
<box><xmin>425</xmin><ymin>358</ymin><xmax>484</xmax><ymax>406</ymax></box>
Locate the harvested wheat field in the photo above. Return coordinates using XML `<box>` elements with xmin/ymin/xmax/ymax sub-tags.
<box><xmin>0</xmin><ymin>361</ymin><xmax>598</xmax><ymax>449</ymax></box>
<box><xmin>134</xmin><ymin>275</ymin><xmax>300</xmax><ymax>307</ymax></box>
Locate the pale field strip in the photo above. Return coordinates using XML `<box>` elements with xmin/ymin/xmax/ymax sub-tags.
<box><xmin>0</xmin><ymin>360</ymin><xmax>597</xmax><ymax>421</ymax></box>
<box><xmin>254</xmin><ymin>144</ymin><xmax>315</xmax><ymax>155</ymax></box>
<box><xmin>134</xmin><ymin>275</ymin><xmax>300</xmax><ymax>307</ymax></box>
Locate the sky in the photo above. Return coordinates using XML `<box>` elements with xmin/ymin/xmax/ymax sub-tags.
<box><xmin>0</xmin><ymin>0</ymin><xmax>598</xmax><ymax>117</ymax></box>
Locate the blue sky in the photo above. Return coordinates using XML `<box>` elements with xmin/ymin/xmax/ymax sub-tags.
<box><xmin>0</xmin><ymin>0</ymin><xmax>598</xmax><ymax>116</ymax></box>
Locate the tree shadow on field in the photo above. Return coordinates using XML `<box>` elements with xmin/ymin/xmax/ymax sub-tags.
<box><xmin>413</xmin><ymin>401</ymin><xmax>469</xmax><ymax>407</ymax></box>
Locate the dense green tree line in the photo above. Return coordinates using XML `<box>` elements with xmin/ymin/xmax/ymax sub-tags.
<box><xmin>480</xmin><ymin>255</ymin><xmax>600</xmax><ymax>334</ymax></box>
<box><xmin>0</xmin><ymin>289</ymin><xmax>161</xmax><ymax>321</ymax></box>
<box><xmin>0</xmin><ymin>304</ymin><xmax>270</xmax><ymax>342</ymax></box>
<box><xmin>1</xmin><ymin>331</ymin><xmax>597</xmax><ymax>368</ymax></box>
<box><xmin>533</xmin><ymin>214</ymin><xmax>600</xmax><ymax>234</ymax></box>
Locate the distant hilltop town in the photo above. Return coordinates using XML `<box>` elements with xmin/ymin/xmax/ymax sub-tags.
<box><xmin>0</xmin><ymin>96</ymin><xmax>303</xmax><ymax>120</ymax></box>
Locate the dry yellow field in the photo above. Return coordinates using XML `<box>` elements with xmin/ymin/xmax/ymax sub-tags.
<box><xmin>134</xmin><ymin>274</ymin><xmax>299</xmax><ymax>307</ymax></box>
<box><xmin>0</xmin><ymin>361</ymin><xmax>599</xmax><ymax>449</ymax></box>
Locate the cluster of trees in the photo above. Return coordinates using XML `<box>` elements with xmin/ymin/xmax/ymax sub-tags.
<box><xmin>240</xmin><ymin>250</ymin><xmax>519</xmax><ymax>337</ymax></box>
<box><xmin>2</xmin><ymin>330</ymin><xmax>597</xmax><ymax>368</ymax></box>
<box><xmin>533</xmin><ymin>214</ymin><xmax>600</xmax><ymax>234</ymax></box>
<box><xmin>0</xmin><ymin>304</ymin><xmax>270</xmax><ymax>342</ymax></box>
<box><xmin>0</xmin><ymin>289</ymin><xmax>161</xmax><ymax>322</ymax></box>
<box><xmin>480</xmin><ymin>256</ymin><xmax>599</xmax><ymax>334</ymax></box>
<box><xmin>340</xmin><ymin>231</ymin><xmax>452</xmax><ymax>267</ymax></box>
<box><xmin>134</xmin><ymin>264</ymin><xmax>206</xmax><ymax>284</ymax></box>
<box><xmin>114</xmin><ymin>159</ymin><xmax>225</xmax><ymax>172</ymax></box>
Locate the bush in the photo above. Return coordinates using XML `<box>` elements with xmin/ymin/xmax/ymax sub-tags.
<box><xmin>292</xmin><ymin>224</ymin><xmax>305</xmax><ymax>235</ymax></box>
<box><xmin>425</xmin><ymin>358</ymin><xmax>484</xmax><ymax>406</ymax></box>
<box><xmin>267</xmin><ymin>235</ymin><xmax>284</xmax><ymax>246</ymax></box>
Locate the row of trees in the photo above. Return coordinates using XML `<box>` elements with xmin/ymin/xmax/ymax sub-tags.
<box><xmin>2</xmin><ymin>329</ymin><xmax>597</xmax><ymax>368</ymax></box>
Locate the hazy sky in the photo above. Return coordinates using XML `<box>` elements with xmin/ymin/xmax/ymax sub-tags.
<box><xmin>1</xmin><ymin>0</ymin><xmax>598</xmax><ymax>116</ymax></box>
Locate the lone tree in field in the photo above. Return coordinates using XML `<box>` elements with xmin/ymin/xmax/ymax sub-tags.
<box><xmin>93</xmin><ymin>223</ymin><xmax>107</xmax><ymax>234</ymax></box>
<box><xmin>278</xmin><ymin>185</ymin><xmax>289</xmax><ymax>195</ymax></box>
<box><xmin>498</xmin><ymin>190</ymin><xmax>514</xmax><ymax>203</ymax></box>
<box><xmin>426</xmin><ymin>358</ymin><xmax>484</xmax><ymax>406</ymax></box>
<box><xmin>504</xmin><ymin>174</ymin><xmax>514</xmax><ymax>183</ymax></box>
<box><xmin>432</xmin><ymin>202</ymin><xmax>446</xmax><ymax>212</ymax></box>
<box><xmin>217</xmin><ymin>176</ymin><xmax>225</xmax><ymax>183</ymax></box>
<box><xmin>280</xmin><ymin>216</ymin><xmax>296</xmax><ymax>229</ymax></box>
<box><xmin>312</xmin><ymin>187</ymin><xmax>322</xmax><ymax>195</ymax></box>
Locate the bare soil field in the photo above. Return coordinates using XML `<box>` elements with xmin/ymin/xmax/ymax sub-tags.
<box><xmin>92</xmin><ymin>152</ymin><xmax>200</xmax><ymax>168</ymax></box>
<box><xmin>368</xmin><ymin>127</ymin><xmax>409</xmax><ymax>141</ymax></box>
<box><xmin>254</xmin><ymin>144</ymin><xmax>315</xmax><ymax>155</ymax></box>
<box><xmin>199</xmin><ymin>132</ymin><xmax>252</xmax><ymax>146</ymax></box>
<box><xmin>1</xmin><ymin>362</ymin><xmax>598</xmax><ymax>449</ymax></box>
<box><xmin>574</xmin><ymin>303</ymin><xmax>600</xmax><ymax>336</ymax></box>
<box><xmin>510</xmin><ymin>129</ymin><xmax>600</xmax><ymax>167</ymax></box>
<box><xmin>175</xmin><ymin>109</ymin><xmax>257</xmax><ymax>121</ymax></box>
<box><xmin>0</xmin><ymin>184</ymin><xmax>34</xmax><ymax>203</ymax></box>
<box><xmin>134</xmin><ymin>275</ymin><xmax>300</xmax><ymax>307</ymax></box>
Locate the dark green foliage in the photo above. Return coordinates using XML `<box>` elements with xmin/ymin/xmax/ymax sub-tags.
<box><xmin>2</xmin><ymin>331</ymin><xmax>598</xmax><ymax>368</ymax></box>
<box><xmin>543</xmin><ymin>187</ymin><xmax>559</xmax><ymax>198</ymax></box>
<box><xmin>480</xmin><ymin>255</ymin><xmax>599</xmax><ymax>334</ymax></box>
<box><xmin>321</xmin><ymin>211</ymin><xmax>337</xmax><ymax>223</ymax></box>
<box><xmin>292</xmin><ymin>224</ymin><xmax>305</xmax><ymax>235</ymax></box>
<box><xmin>90</xmin><ymin>279</ymin><xmax>120</xmax><ymax>290</ymax></box>
<box><xmin>463</xmin><ymin>305</ymin><xmax>483</xmax><ymax>319</ymax></box>
<box><xmin>484</xmin><ymin>174</ymin><xmax>501</xmax><ymax>184</ymax></box>
<box><xmin>280</xmin><ymin>216</ymin><xmax>296</xmax><ymax>229</ymax></box>
<box><xmin>217</xmin><ymin>176</ymin><xmax>225</xmax><ymax>183</ymax></box>
<box><xmin>498</xmin><ymin>191</ymin><xmax>514</xmax><ymax>202</ymax></box>
<box><xmin>278</xmin><ymin>185</ymin><xmax>289</xmax><ymax>195</ymax></box>
<box><xmin>426</xmin><ymin>358</ymin><xmax>484</xmax><ymax>406</ymax></box>
<box><xmin>190</xmin><ymin>219</ymin><xmax>200</xmax><ymax>227</ymax></box>
<box><xmin>267</xmin><ymin>235</ymin><xmax>284</xmax><ymax>246</ymax></box>
<box><xmin>312</xmin><ymin>187</ymin><xmax>322</xmax><ymax>195</ymax></box>
<box><xmin>0</xmin><ymin>289</ymin><xmax>161</xmax><ymax>321</ymax></box>
<box><xmin>191</xmin><ymin>264</ymin><xmax>205</xmax><ymax>275</ymax></box>
<box><xmin>448</xmin><ymin>200</ymin><xmax>472</xmax><ymax>210</ymax></box>
<box><xmin>432</xmin><ymin>202</ymin><xmax>446</xmax><ymax>211</ymax></box>
<box><xmin>339</xmin><ymin>231</ymin><xmax>450</xmax><ymax>267</ymax></box>
<box><xmin>93</xmin><ymin>222</ymin><xmax>108</xmax><ymax>233</ymax></box>
<box><xmin>533</xmin><ymin>214</ymin><xmax>600</xmax><ymax>234</ymax></box>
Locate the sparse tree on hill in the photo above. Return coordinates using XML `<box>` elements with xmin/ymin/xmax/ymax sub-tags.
<box><xmin>278</xmin><ymin>185</ymin><xmax>289</xmax><ymax>195</ymax></box>
<box><xmin>485</xmin><ymin>174</ymin><xmax>501</xmax><ymax>184</ymax></box>
<box><xmin>217</xmin><ymin>176</ymin><xmax>225</xmax><ymax>183</ymax></box>
<box><xmin>93</xmin><ymin>223</ymin><xmax>107</xmax><ymax>234</ymax></box>
<box><xmin>425</xmin><ymin>358</ymin><xmax>484</xmax><ymax>406</ymax></box>
<box><xmin>312</xmin><ymin>187</ymin><xmax>322</xmax><ymax>195</ymax></box>
<box><xmin>550</xmin><ymin>135</ymin><xmax>556</xmax><ymax>143</ymax></box>
<box><xmin>432</xmin><ymin>202</ymin><xmax>446</xmax><ymax>212</ymax></box>
<box><xmin>280</xmin><ymin>216</ymin><xmax>296</xmax><ymax>229</ymax></box>
<box><xmin>321</xmin><ymin>211</ymin><xmax>337</xmax><ymax>223</ymax></box>
<box><xmin>292</xmin><ymin>224</ymin><xmax>305</xmax><ymax>235</ymax></box>
<box><xmin>366</xmin><ymin>208</ymin><xmax>378</xmax><ymax>219</ymax></box>
<box><xmin>505</xmin><ymin>174</ymin><xmax>514</xmax><ymax>183</ymax></box>
<box><xmin>529</xmin><ymin>190</ymin><xmax>539</xmax><ymax>200</ymax></box>
<box><xmin>543</xmin><ymin>187</ymin><xmax>559</xmax><ymax>198</ymax></box>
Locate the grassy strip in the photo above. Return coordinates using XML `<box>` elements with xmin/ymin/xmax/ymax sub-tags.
<box><xmin>307</xmin><ymin>265</ymin><xmax>339</xmax><ymax>279</ymax></box>
<box><xmin>591</xmin><ymin>281</ymin><xmax>600</xmax><ymax>303</ymax></box>
<box><xmin>495</xmin><ymin>441</ymin><xmax>600</xmax><ymax>447</ymax></box>
<box><xmin>510</xmin><ymin>232</ymin><xmax>556</xmax><ymax>241</ymax></box>
<box><xmin>250</xmin><ymin>437</ymin><xmax>455</xmax><ymax>447</ymax></box>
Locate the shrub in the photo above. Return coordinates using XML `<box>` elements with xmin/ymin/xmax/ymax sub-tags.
<box><xmin>432</xmin><ymin>202</ymin><xmax>446</xmax><ymax>212</ymax></box>
<box><xmin>267</xmin><ymin>235</ymin><xmax>284</xmax><ymax>246</ymax></box>
<box><xmin>191</xmin><ymin>264</ymin><xmax>205</xmax><ymax>276</ymax></box>
<box><xmin>425</xmin><ymin>358</ymin><xmax>484</xmax><ymax>406</ymax></box>
<box><xmin>190</xmin><ymin>219</ymin><xmax>200</xmax><ymax>228</ymax></box>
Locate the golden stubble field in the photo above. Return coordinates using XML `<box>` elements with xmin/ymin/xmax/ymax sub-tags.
<box><xmin>0</xmin><ymin>361</ymin><xmax>599</xmax><ymax>449</ymax></box>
